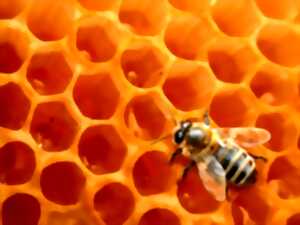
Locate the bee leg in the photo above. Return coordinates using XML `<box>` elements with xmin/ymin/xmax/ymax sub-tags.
<box><xmin>169</xmin><ymin>148</ymin><xmax>182</xmax><ymax>164</ymax></box>
<box><xmin>249</xmin><ymin>154</ymin><xmax>267</xmax><ymax>162</ymax></box>
<box><xmin>226</xmin><ymin>186</ymin><xmax>229</xmax><ymax>199</ymax></box>
<box><xmin>203</xmin><ymin>110</ymin><xmax>210</xmax><ymax>126</ymax></box>
<box><xmin>181</xmin><ymin>161</ymin><xmax>196</xmax><ymax>180</ymax></box>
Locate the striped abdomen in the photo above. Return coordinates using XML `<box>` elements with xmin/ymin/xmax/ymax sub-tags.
<box><xmin>213</xmin><ymin>144</ymin><xmax>256</xmax><ymax>186</ymax></box>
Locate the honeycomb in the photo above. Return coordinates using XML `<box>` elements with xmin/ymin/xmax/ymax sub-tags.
<box><xmin>1</xmin><ymin>0</ymin><xmax>300</xmax><ymax>225</ymax></box>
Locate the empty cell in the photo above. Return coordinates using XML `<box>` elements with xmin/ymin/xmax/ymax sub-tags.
<box><xmin>256</xmin><ymin>112</ymin><xmax>296</xmax><ymax>151</ymax></box>
<box><xmin>73</xmin><ymin>73</ymin><xmax>120</xmax><ymax>119</ymax></box>
<box><xmin>268</xmin><ymin>156</ymin><xmax>300</xmax><ymax>199</ymax></box>
<box><xmin>27</xmin><ymin>51</ymin><xmax>73</xmax><ymax>95</ymax></box>
<box><xmin>164</xmin><ymin>15</ymin><xmax>216</xmax><ymax>60</ymax></box>
<box><xmin>2</xmin><ymin>193</ymin><xmax>41</xmax><ymax>225</ymax></box>
<box><xmin>257</xmin><ymin>23</ymin><xmax>300</xmax><ymax>67</ymax></box>
<box><xmin>209</xmin><ymin>88</ymin><xmax>254</xmax><ymax>127</ymax></box>
<box><xmin>119</xmin><ymin>0</ymin><xmax>168</xmax><ymax>35</ymax></box>
<box><xmin>211</xmin><ymin>0</ymin><xmax>261</xmax><ymax>36</ymax></box>
<box><xmin>287</xmin><ymin>213</ymin><xmax>300</xmax><ymax>225</ymax></box>
<box><xmin>138</xmin><ymin>208</ymin><xmax>181</xmax><ymax>225</ymax></box>
<box><xmin>0</xmin><ymin>0</ymin><xmax>27</xmax><ymax>19</ymax></box>
<box><xmin>78</xmin><ymin>125</ymin><xmax>127</xmax><ymax>175</ymax></box>
<box><xmin>177</xmin><ymin>167</ymin><xmax>220</xmax><ymax>213</ymax></box>
<box><xmin>30</xmin><ymin>101</ymin><xmax>78</xmax><ymax>151</ymax></box>
<box><xmin>163</xmin><ymin>60</ymin><xmax>216</xmax><ymax>111</ymax></box>
<box><xmin>208</xmin><ymin>40</ymin><xmax>259</xmax><ymax>83</ymax></box>
<box><xmin>133</xmin><ymin>151</ymin><xmax>174</xmax><ymax>195</ymax></box>
<box><xmin>78</xmin><ymin>0</ymin><xmax>119</xmax><ymax>11</ymax></box>
<box><xmin>94</xmin><ymin>182</ymin><xmax>135</xmax><ymax>225</ymax></box>
<box><xmin>168</xmin><ymin>0</ymin><xmax>209</xmax><ymax>14</ymax></box>
<box><xmin>0</xmin><ymin>27</ymin><xmax>28</xmax><ymax>73</ymax></box>
<box><xmin>76</xmin><ymin>17</ymin><xmax>119</xmax><ymax>62</ymax></box>
<box><xmin>124</xmin><ymin>94</ymin><xmax>169</xmax><ymax>140</ymax></box>
<box><xmin>255</xmin><ymin>0</ymin><xmax>297</xmax><ymax>20</ymax></box>
<box><xmin>250</xmin><ymin>64</ymin><xmax>297</xmax><ymax>105</ymax></box>
<box><xmin>40</xmin><ymin>161</ymin><xmax>86</xmax><ymax>205</ymax></box>
<box><xmin>0</xmin><ymin>82</ymin><xmax>30</xmax><ymax>130</ymax></box>
<box><xmin>0</xmin><ymin>141</ymin><xmax>35</xmax><ymax>185</ymax></box>
<box><xmin>121</xmin><ymin>41</ymin><xmax>167</xmax><ymax>88</ymax></box>
<box><xmin>27</xmin><ymin>0</ymin><xmax>75</xmax><ymax>41</ymax></box>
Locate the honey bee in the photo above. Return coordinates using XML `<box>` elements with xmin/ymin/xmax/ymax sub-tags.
<box><xmin>169</xmin><ymin>112</ymin><xmax>271</xmax><ymax>201</ymax></box>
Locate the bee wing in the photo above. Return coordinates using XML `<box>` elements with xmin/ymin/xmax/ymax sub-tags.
<box><xmin>216</xmin><ymin>127</ymin><xmax>271</xmax><ymax>148</ymax></box>
<box><xmin>197</xmin><ymin>155</ymin><xmax>226</xmax><ymax>201</ymax></box>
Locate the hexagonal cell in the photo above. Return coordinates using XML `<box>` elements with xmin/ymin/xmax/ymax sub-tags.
<box><xmin>255</xmin><ymin>0</ymin><xmax>297</xmax><ymax>20</ymax></box>
<box><xmin>168</xmin><ymin>0</ymin><xmax>209</xmax><ymax>14</ymax></box>
<box><xmin>256</xmin><ymin>112</ymin><xmax>296</xmax><ymax>151</ymax></box>
<box><xmin>30</xmin><ymin>101</ymin><xmax>78</xmax><ymax>152</ymax></box>
<box><xmin>124</xmin><ymin>93</ymin><xmax>170</xmax><ymax>140</ymax></box>
<box><xmin>210</xmin><ymin>88</ymin><xmax>254</xmax><ymax>127</ymax></box>
<box><xmin>138</xmin><ymin>208</ymin><xmax>181</xmax><ymax>225</ymax></box>
<box><xmin>73</xmin><ymin>73</ymin><xmax>120</xmax><ymax>119</ymax></box>
<box><xmin>26</xmin><ymin>0</ymin><xmax>75</xmax><ymax>41</ymax></box>
<box><xmin>27</xmin><ymin>51</ymin><xmax>73</xmax><ymax>95</ymax></box>
<box><xmin>121</xmin><ymin>41</ymin><xmax>167</xmax><ymax>88</ymax></box>
<box><xmin>163</xmin><ymin>60</ymin><xmax>216</xmax><ymax>111</ymax></box>
<box><xmin>208</xmin><ymin>39</ymin><xmax>259</xmax><ymax>83</ymax></box>
<box><xmin>177</xmin><ymin>167</ymin><xmax>220</xmax><ymax>213</ymax></box>
<box><xmin>0</xmin><ymin>82</ymin><xmax>30</xmax><ymax>130</ymax></box>
<box><xmin>94</xmin><ymin>182</ymin><xmax>135</xmax><ymax>225</ymax></box>
<box><xmin>40</xmin><ymin>161</ymin><xmax>86</xmax><ymax>205</ymax></box>
<box><xmin>211</xmin><ymin>0</ymin><xmax>261</xmax><ymax>36</ymax></box>
<box><xmin>2</xmin><ymin>193</ymin><xmax>41</xmax><ymax>225</ymax></box>
<box><xmin>268</xmin><ymin>156</ymin><xmax>300</xmax><ymax>199</ymax></box>
<box><xmin>164</xmin><ymin>15</ymin><xmax>216</xmax><ymax>60</ymax></box>
<box><xmin>46</xmin><ymin>210</ymin><xmax>96</xmax><ymax>225</ymax></box>
<box><xmin>79</xmin><ymin>124</ymin><xmax>127</xmax><ymax>175</ymax></box>
<box><xmin>77</xmin><ymin>0</ymin><xmax>119</xmax><ymax>11</ymax></box>
<box><xmin>76</xmin><ymin>17</ymin><xmax>119</xmax><ymax>63</ymax></box>
<box><xmin>119</xmin><ymin>0</ymin><xmax>168</xmax><ymax>35</ymax></box>
<box><xmin>287</xmin><ymin>213</ymin><xmax>300</xmax><ymax>225</ymax></box>
<box><xmin>250</xmin><ymin>64</ymin><xmax>297</xmax><ymax>105</ymax></box>
<box><xmin>0</xmin><ymin>0</ymin><xmax>27</xmax><ymax>19</ymax></box>
<box><xmin>133</xmin><ymin>151</ymin><xmax>174</xmax><ymax>195</ymax></box>
<box><xmin>257</xmin><ymin>23</ymin><xmax>300</xmax><ymax>67</ymax></box>
<box><xmin>0</xmin><ymin>141</ymin><xmax>35</xmax><ymax>185</ymax></box>
<box><xmin>0</xmin><ymin>26</ymin><xmax>28</xmax><ymax>74</ymax></box>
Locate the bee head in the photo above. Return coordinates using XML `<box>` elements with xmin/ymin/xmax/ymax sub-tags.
<box><xmin>173</xmin><ymin>120</ymin><xmax>192</xmax><ymax>144</ymax></box>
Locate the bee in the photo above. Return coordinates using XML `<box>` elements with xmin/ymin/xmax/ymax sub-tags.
<box><xmin>169</xmin><ymin>112</ymin><xmax>271</xmax><ymax>201</ymax></box>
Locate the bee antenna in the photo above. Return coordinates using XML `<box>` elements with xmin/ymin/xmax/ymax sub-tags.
<box><xmin>150</xmin><ymin>133</ymin><xmax>173</xmax><ymax>145</ymax></box>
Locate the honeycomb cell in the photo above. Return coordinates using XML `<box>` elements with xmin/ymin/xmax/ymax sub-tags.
<box><xmin>250</xmin><ymin>64</ymin><xmax>297</xmax><ymax>105</ymax></box>
<box><xmin>138</xmin><ymin>208</ymin><xmax>181</xmax><ymax>225</ymax></box>
<box><xmin>0</xmin><ymin>141</ymin><xmax>35</xmax><ymax>185</ymax></box>
<box><xmin>73</xmin><ymin>73</ymin><xmax>120</xmax><ymax>119</ymax></box>
<box><xmin>210</xmin><ymin>88</ymin><xmax>254</xmax><ymax>127</ymax></box>
<box><xmin>168</xmin><ymin>0</ymin><xmax>209</xmax><ymax>14</ymax></box>
<box><xmin>77</xmin><ymin>0</ymin><xmax>118</xmax><ymax>11</ymax></box>
<box><xmin>164</xmin><ymin>15</ymin><xmax>216</xmax><ymax>60</ymax></box>
<box><xmin>208</xmin><ymin>40</ymin><xmax>259</xmax><ymax>83</ymax></box>
<box><xmin>255</xmin><ymin>0</ymin><xmax>297</xmax><ymax>20</ymax></box>
<box><xmin>78</xmin><ymin>124</ymin><xmax>127</xmax><ymax>174</ymax></box>
<box><xmin>0</xmin><ymin>0</ymin><xmax>27</xmax><ymax>19</ymax></box>
<box><xmin>163</xmin><ymin>60</ymin><xmax>216</xmax><ymax>111</ymax></box>
<box><xmin>0</xmin><ymin>82</ymin><xmax>30</xmax><ymax>130</ymax></box>
<box><xmin>119</xmin><ymin>0</ymin><xmax>168</xmax><ymax>35</ymax></box>
<box><xmin>268</xmin><ymin>156</ymin><xmax>300</xmax><ymax>199</ymax></box>
<box><xmin>94</xmin><ymin>182</ymin><xmax>135</xmax><ymax>225</ymax></box>
<box><xmin>287</xmin><ymin>213</ymin><xmax>300</xmax><ymax>225</ymax></box>
<box><xmin>121</xmin><ymin>41</ymin><xmax>167</xmax><ymax>88</ymax></box>
<box><xmin>211</xmin><ymin>0</ymin><xmax>261</xmax><ymax>36</ymax></box>
<box><xmin>177</xmin><ymin>167</ymin><xmax>220</xmax><ymax>213</ymax></box>
<box><xmin>124</xmin><ymin>93</ymin><xmax>169</xmax><ymax>140</ymax></box>
<box><xmin>40</xmin><ymin>161</ymin><xmax>86</xmax><ymax>205</ymax></box>
<box><xmin>27</xmin><ymin>0</ymin><xmax>75</xmax><ymax>41</ymax></box>
<box><xmin>76</xmin><ymin>17</ymin><xmax>119</xmax><ymax>63</ymax></box>
<box><xmin>257</xmin><ymin>23</ymin><xmax>300</xmax><ymax>67</ymax></box>
<box><xmin>30</xmin><ymin>101</ymin><xmax>78</xmax><ymax>151</ymax></box>
<box><xmin>133</xmin><ymin>151</ymin><xmax>174</xmax><ymax>195</ymax></box>
<box><xmin>2</xmin><ymin>193</ymin><xmax>41</xmax><ymax>225</ymax></box>
<box><xmin>27</xmin><ymin>51</ymin><xmax>73</xmax><ymax>95</ymax></box>
<box><xmin>0</xmin><ymin>27</ymin><xmax>28</xmax><ymax>74</ymax></box>
<box><xmin>256</xmin><ymin>112</ymin><xmax>296</xmax><ymax>151</ymax></box>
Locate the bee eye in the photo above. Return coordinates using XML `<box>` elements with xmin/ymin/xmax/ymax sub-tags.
<box><xmin>174</xmin><ymin>130</ymin><xmax>185</xmax><ymax>144</ymax></box>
